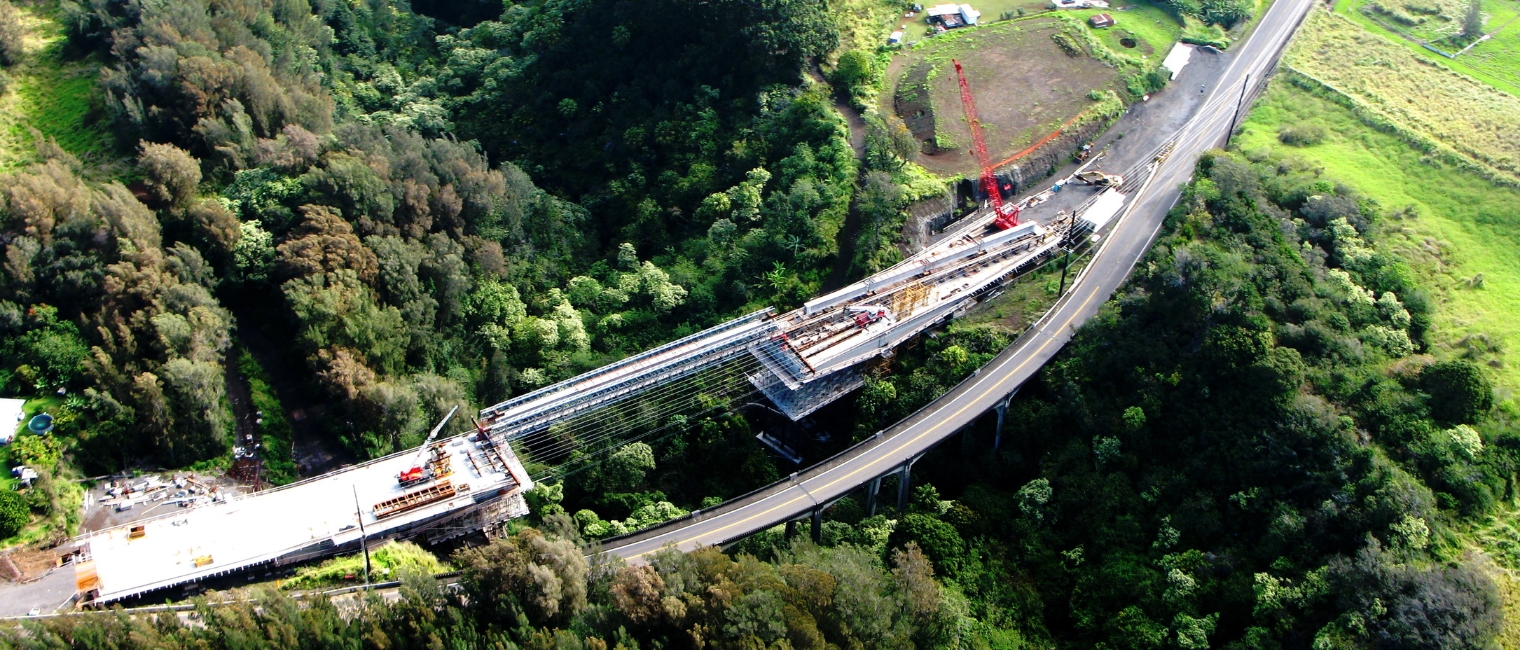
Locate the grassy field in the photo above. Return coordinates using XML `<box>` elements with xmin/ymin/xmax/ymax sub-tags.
<box><xmin>1334</xmin><ymin>0</ymin><xmax>1520</xmax><ymax>96</ymax></box>
<box><xmin>831</xmin><ymin>0</ymin><xmax>907</xmax><ymax>54</ymax></box>
<box><xmin>280</xmin><ymin>540</ymin><xmax>448</xmax><ymax>590</ymax></box>
<box><xmin>0</xmin><ymin>2</ymin><xmax>117</xmax><ymax>171</ymax></box>
<box><xmin>883</xmin><ymin>15</ymin><xmax>1135</xmax><ymax>176</ymax></box>
<box><xmin>1285</xmin><ymin>8</ymin><xmax>1520</xmax><ymax>184</ymax></box>
<box><xmin>1073</xmin><ymin>3</ymin><xmax>1187</xmax><ymax>56</ymax></box>
<box><xmin>1236</xmin><ymin>81</ymin><xmax>1520</xmax><ymax>394</ymax></box>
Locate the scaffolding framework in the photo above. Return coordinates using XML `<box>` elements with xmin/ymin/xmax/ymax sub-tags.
<box><xmin>750</xmin><ymin>365</ymin><xmax>867</xmax><ymax>420</ymax></box>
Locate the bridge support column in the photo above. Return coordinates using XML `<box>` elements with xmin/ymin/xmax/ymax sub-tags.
<box><xmin>785</xmin><ymin>519</ymin><xmax>798</xmax><ymax>539</ymax></box>
<box><xmin>811</xmin><ymin>508</ymin><xmax>823</xmax><ymax>543</ymax></box>
<box><xmin>865</xmin><ymin>477</ymin><xmax>882</xmax><ymax>517</ymax></box>
<box><xmin>992</xmin><ymin>392</ymin><xmax>1015</xmax><ymax>450</ymax></box>
<box><xmin>896</xmin><ymin>456</ymin><xmax>921</xmax><ymax>512</ymax></box>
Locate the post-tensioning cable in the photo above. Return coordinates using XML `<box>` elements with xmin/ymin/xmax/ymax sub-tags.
<box><xmin>500</xmin><ymin>358</ymin><xmax>759</xmax><ymax>449</ymax></box>
<box><xmin>516</xmin><ymin>382</ymin><xmax>755</xmax><ymax>463</ymax></box>
<box><xmin>502</xmin><ymin>357</ymin><xmax>761</xmax><ymax>452</ymax></box>
<box><xmin>539</xmin><ymin>387</ymin><xmax>765</xmax><ymax>481</ymax></box>
<box><xmin>503</xmin><ymin>359</ymin><xmax>763</xmax><ymax>462</ymax></box>
<box><xmin>511</xmin><ymin>369</ymin><xmax>762</xmax><ymax>463</ymax></box>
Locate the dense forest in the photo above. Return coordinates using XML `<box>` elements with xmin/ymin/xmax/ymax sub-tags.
<box><xmin>0</xmin><ymin>0</ymin><xmax>1511</xmax><ymax>646</ymax></box>
<box><xmin>0</xmin><ymin>0</ymin><xmax>897</xmax><ymax>479</ymax></box>
<box><xmin>5</xmin><ymin>146</ymin><xmax>1508</xmax><ymax>649</ymax></box>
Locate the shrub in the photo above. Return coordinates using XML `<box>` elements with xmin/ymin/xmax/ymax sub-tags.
<box><xmin>1463</xmin><ymin>0</ymin><xmax>1484</xmax><ymax>36</ymax></box>
<box><xmin>1052</xmin><ymin>31</ymin><xmax>1083</xmax><ymax>56</ymax></box>
<box><xmin>887</xmin><ymin>513</ymin><xmax>966</xmax><ymax>577</ymax></box>
<box><xmin>1420</xmin><ymin>360</ymin><xmax>1492</xmax><ymax>424</ymax></box>
<box><xmin>1278</xmin><ymin>123</ymin><xmax>1327</xmax><ymax>146</ymax></box>
<box><xmin>0</xmin><ymin>491</ymin><xmax>28</xmax><ymax>538</ymax></box>
<box><xmin>0</xmin><ymin>0</ymin><xmax>22</xmax><ymax>67</ymax></box>
<box><xmin>831</xmin><ymin>50</ymin><xmax>876</xmax><ymax>93</ymax></box>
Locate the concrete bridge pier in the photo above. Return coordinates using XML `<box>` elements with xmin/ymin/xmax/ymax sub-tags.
<box><xmin>864</xmin><ymin>476</ymin><xmax>882</xmax><ymax>517</ymax></box>
<box><xmin>896</xmin><ymin>455</ymin><xmax>924</xmax><ymax>512</ymax></box>
<box><xmin>992</xmin><ymin>390</ymin><xmax>1017</xmax><ymax>450</ymax></box>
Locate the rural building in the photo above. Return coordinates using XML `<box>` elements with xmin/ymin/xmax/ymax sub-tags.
<box><xmin>1088</xmin><ymin>13</ymin><xmax>1116</xmax><ymax>28</ymax></box>
<box><xmin>1054</xmin><ymin>0</ymin><xmax>1110</xmax><ymax>8</ymax></box>
<box><xmin>926</xmin><ymin>4</ymin><xmax>981</xmax><ymax>29</ymax></box>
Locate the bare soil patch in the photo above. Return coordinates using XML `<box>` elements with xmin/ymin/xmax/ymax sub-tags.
<box><xmin>885</xmin><ymin>17</ymin><xmax>1125</xmax><ymax>177</ymax></box>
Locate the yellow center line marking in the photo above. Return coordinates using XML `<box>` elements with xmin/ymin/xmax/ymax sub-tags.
<box><xmin>619</xmin><ymin>0</ymin><xmax>1310</xmax><ymax>560</ymax></box>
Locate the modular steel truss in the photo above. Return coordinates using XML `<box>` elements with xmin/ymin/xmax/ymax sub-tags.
<box><xmin>479</xmin><ymin>309</ymin><xmax>779</xmax><ymax>441</ymax></box>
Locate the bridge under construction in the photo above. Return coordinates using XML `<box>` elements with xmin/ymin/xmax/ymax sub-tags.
<box><xmin>69</xmin><ymin>153</ymin><xmax>1145</xmax><ymax>606</ymax></box>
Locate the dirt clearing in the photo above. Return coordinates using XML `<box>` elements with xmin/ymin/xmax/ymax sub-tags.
<box><xmin>886</xmin><ymin>16</ymin><xmax>1126</xmax><ymax>177</ymax></box>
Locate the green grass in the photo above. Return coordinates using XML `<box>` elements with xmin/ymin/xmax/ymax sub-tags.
<box><xmin>281</xmin><ymin>541</ymin><xmax>448</xmax><ymax>590</ymax></box>
<box><xmin>13</xmin><ymin>66</ymin><xmax>111</xmax><ymax>156</ymax></box>
<box><xmin>831</xmin><ymin>0</ymin><xmax>905</xmax><ymax>53</ymax></box>
<box><xmin>1334</xmin><ymin>0</ymin><xmax>1520</xmax><ymax>96</ymax></box>
<box><xmin>883</xmin><ymin>0</ymin><xmax>1183</xmax><ymax>48</ymax></box>
<box><xmin>1236</xmin><ymin>80</ymin><xmax>1520</xmax><ymax>395</ymax></box>
<box><xmin>1071</xmin><ymin>3</ymin><xmax>1187</xmax><ymax>54</ymax></box>
<box><xmin>0</xmin><ymin>395</ymin><xmax>66</xmax><ymax>492</ymax></box>
<box><xmin>239</xmin><ymin>349</ymin><xmax>298</xmax><ymax>486</ymax></box>
<box><xmin>963</xmin><ymin>250</ymin><xmax>1095</xmax><ymax>332</ymax></box>
<box><xmin>0</xmin><ymin>2</ymin><xmax>116</xmax><ymax>170</ymax></box>
<box><xmin>1285</xmin><ymin>9</ymin><xmax>1520</xmax><ymax>183</ymax></box>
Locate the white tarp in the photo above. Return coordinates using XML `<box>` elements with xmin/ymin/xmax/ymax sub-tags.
<box><xmin>1080</xmin><ymin>189</ymin><xmax>1127</xmax><ymax>231</ymax></box>
<box><xmin>1161</xmin><ymin>43</ymin><xmax>1195</xmax><ymax>80</ymax></box>
<box><xmin>0</xmin><ymin>398</ymin><xmax>23</xmax><ymax>443</ymax></box>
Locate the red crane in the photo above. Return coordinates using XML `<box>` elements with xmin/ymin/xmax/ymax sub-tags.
<box><xmin>952</xmin><ymin>59</ymin><xmax>1020</xmax><ymax>230</ymax></box>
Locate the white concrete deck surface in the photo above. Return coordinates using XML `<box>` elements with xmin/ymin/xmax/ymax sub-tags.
<box><xmin>79</xmin><ymin>434</ymin><xmax>529</xmax><ymax>602</ymax></box>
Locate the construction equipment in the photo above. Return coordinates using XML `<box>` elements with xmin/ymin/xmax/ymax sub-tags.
<box><xmin>952</xmin><ymin>59</ymin><xmax>1020</xmax><ymax>231</ymax></box>
<box><xmin>1075</xmin><ymin>171</ymin><xmax>1123</xmax><ymax>188</ymax></box>
<box><xmin>847</xmin><ymin>306</ymin><xmax>891</xmax><ymax>328</ymax></box>
<box><xmin>398</xmin><ymin>406</ymin><xmax>458</xmax><ymax>487</ymax></box>
<box><xmin>374</xmin><ymin>480</ymin><xmax>457</xmax><ymax>519</ymax></box>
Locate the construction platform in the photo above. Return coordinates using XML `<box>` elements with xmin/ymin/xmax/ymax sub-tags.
<box><xmin>73</xmin><ymin>433</ymin><xmax>531</xmax><ymax>604</ymax></box>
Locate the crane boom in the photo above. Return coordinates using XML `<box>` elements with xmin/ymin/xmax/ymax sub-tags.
<box><xmin>952</xmin><ymin>59</ymin><xmax>1020</xmax><ymax>229</ymax></box>
<box><xmin>399</xmin><ymin>405</ymin><xmax>458</xmax><ymax>484</ymax></box>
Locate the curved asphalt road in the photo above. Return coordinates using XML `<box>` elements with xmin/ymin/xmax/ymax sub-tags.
<box><xmin>602</xmin><ymin>0</ymin><xmax>1318</xmax><ymax>562</ymax></box>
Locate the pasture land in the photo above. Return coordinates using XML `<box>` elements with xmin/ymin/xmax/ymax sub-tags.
<box><xmin>1237</xmin><ymin>80</ymin><xmax>1520</xmax><ymax>393</ymax></box>
<box><xmin>1286</xmin><ymin>8</ymin><xmax>1520</xmax><ymax>184</ymax></box>
<box><xmin>1334</xmin><ymin>0</ymin><xmax>1520</xmax><ymax>96</ymax></box>
<box><xmin>883</xmin><ymin>16</ymin><xmax>1137</xmax><ymax>176</ymax></box>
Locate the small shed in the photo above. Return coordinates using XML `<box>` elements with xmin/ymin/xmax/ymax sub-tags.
<box><xmin>1088</xmin><ymin>13</ymin><xmax>1116</xmax><ymax>28</ymax></box>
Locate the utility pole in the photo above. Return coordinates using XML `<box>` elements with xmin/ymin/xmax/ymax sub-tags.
<box><xmin>352</xmin><ymin>486</ymin><xmax>371</xmax><ymax>587</ymax></box>
<box><xmin>1227</xmin><ymin>74</ymin><xmax>1251</xmax><ymax>146</ymax></box>
<box><xmin>1057</xmin><ymin>248</ymin><xmax>1072</xmax><ymax>296</ymax></box>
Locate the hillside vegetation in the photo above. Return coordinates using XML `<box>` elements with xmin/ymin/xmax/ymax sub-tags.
<box><xmin>1334</xmin><ymin>0</ymin><xmax>1520</xmax><ymax>97</ymax></box>
<box><xmin>1285</xmin><ymin>8</ymin><xmax>1520</xmax><ymax>184</ymax></box>
<box><xmin>1238</xmin><ymin>81</ymin><xmax>1520</xmax><ymax>393</ymax></box>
